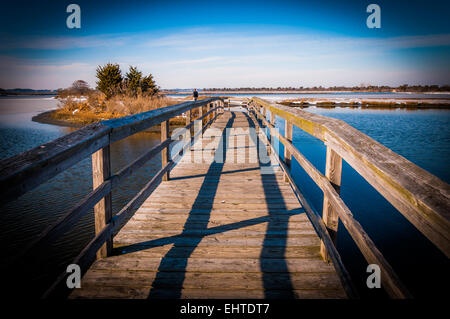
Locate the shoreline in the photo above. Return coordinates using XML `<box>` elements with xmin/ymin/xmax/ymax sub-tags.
<box><xmin>32</xmin><ymin>100</ymin><xmax>450</xmax><ymax>131</ymax></box>
<box><xmin>164</xmin><ymin>90</ymin><xmax>450</xmax><ymax>95</ymax></box>
<box><xmin>278</xmin><ymin>98</ymin><xmax>450</xmax><ymax>109</ymax></box>
<box><xmin>32</xmin><ymin>110</ymin><xmax>86</xmax><ymax>128</ymax></box>
<box><xmin>31</xmin><ymin>109</ymin><xmax>185</xmax><ymax>132</ymax></box>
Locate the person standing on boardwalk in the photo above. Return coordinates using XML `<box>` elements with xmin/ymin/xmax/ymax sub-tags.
<box><xmin>193</xmin><ymin>88</ymin><xmax>199</xmax><ymax>101</ymax></box>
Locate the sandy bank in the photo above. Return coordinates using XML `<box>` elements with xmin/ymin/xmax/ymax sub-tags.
<box><xmin>279</xmin><ymin>98</ymin><xmax>450</xmax><ymax>109</ymax></box>
<box><xmin>32</xmin><ymin>109</ymin><xmax>187</xmax><ymax>132</ymax></box>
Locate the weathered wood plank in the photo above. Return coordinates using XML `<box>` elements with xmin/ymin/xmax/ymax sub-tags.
<box><xmin>106</xmin><ymin>97</ymin><xmax>222</xmax><ymax>142</ymax></box>
<box><xmin>251</xmin><ymin>103</ymin><xmax>411</xmax><ymax>298</ymax></box>
<box><xmin>91</xmin><ymin>256</ymin><xmax>337</xmax><ymax>273</ymax></box>
<box><xmin>70</xmin><ymin>286</ymin><xmax>345</xmax><ymax>299</ymax></box>
<box><xmin>250</xmin><ymin>97</ymin><xmax>450</xmax><ymax>258</ymax></box>
<box><xmin>0</xmin><ymin>98</ymin><xmax>223</xmax><ymax>206</ymax></box>
<box><xmin>320</xmin><ymin>146</ymin><xmax>342</xmax><ymax>261</ymax></box>
<box><xmin>114</xmin><ymin>245</ymin><xmax>320</xmax><ymax>259</ymax></box>
<box><xmin>248</xmin><ymin>108</ymin><xmax>358</xmax><ymax>298</ymax></box>
<box><xmin>70</xmin><ymin>109</ymin><xmax>346</xmax><ymax>299</ymax></box>
<box><xmin>0</xmin><ymin>123</ymin><xmax>110</xmax><ymax>204</ymax></box>
<box><xmin>161</xmin><ymin>120</ymin><xmax>170</xmax><ymax>181</ymax></box>
<box><xmin>78</xmin><ymin>270</ymin><xmax>343</xmax><ymax>290</ymax></box>
<box><xmin>92</xmin><ymin>145</ymin><xmax>113</xmax><ymax>258</ymax></box>
<box><xmin>284</xmin><ymin>120</ymin><xmax>293</xmax><ymax>182</ymax></box>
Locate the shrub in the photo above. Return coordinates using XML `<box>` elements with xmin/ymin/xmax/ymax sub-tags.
<box><xmin>71</xmin><ymin>80</ymin><xmax>91</xmax><ymax>95</ymax></box>
<box><xmin>141</xmin><ymin>74</ymin><xmax>159</xmax><ymax>96</ymax></box>
<box><xmin>124</xmin><ymin>66</ymin><xmax>143</xmax><ymax>97</ymax></box>
<box><xmin>104</xmin><ymin>94</ymin><xmax>175</xmax><ymax>115</ymax></box>
<box><xmin>96</xmin><ymin>63</ymin><xmax>122</xmax><ymax>99</ymax></box>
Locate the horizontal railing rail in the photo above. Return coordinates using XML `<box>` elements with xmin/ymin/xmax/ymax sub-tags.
<box><xmin>0</xmin><ymin>97</ymin><xmax>223</xmax><ymax>204</ymax></box>
<box><xmin>246</xmin><ymin>110</ymin><xmax>359</xmax><ymax>299</ymax></box>
<box><xmin>0</xmin><ymin>97</ymin><xmax>225</xmax><ymax>298</ymax></box>
<box><xmin>248</xmin><ymin>97</ymin><xmax>450</xmax><ymax>299</ymax></box>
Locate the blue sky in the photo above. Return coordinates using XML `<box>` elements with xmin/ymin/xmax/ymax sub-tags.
<box><xmin>0</xmin><ymin>0</ymin><xmax>449</xmax><ymax>89</ymax></box>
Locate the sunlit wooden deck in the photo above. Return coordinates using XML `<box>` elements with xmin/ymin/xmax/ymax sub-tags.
<box><xmin>3</xmin><ymin>96</ymin><xmax>447</xmax><ymax>299</ymax></box>
<box><xmin>70</xmin><ymin>109</ymin><xmax>346</xmax><ymax>299</ymax></box>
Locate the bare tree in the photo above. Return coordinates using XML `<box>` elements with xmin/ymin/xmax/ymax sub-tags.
<box><xmin>71</xmin><ymin>80</ymin><xmax>91</xmax><ymax>95</ymax></box>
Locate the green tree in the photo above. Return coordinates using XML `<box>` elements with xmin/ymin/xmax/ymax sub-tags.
<box><xmin>141</xmin><ymin>74</ymin><xmax>159</xmax><ymax>96</ymax></box>
<box><xmin>125</xmin><ymin>66</ymin><xmax>143</xmax><ymax>97</ymax></box>
<box><xmin>96</xmin><ymin>63</ymin><xmax>122</xmax><ymax>99</ymax></box>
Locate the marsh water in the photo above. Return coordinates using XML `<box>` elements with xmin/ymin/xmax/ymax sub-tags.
<box><xmin>0</xmin><ymin>95</ymin><xmax>448</xmax><ymax>298</ymax></box>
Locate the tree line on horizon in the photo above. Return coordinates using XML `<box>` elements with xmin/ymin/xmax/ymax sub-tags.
<box><xmin>2</xmin><ymin>78</ymin><xmax>450</xmax><ymax>96</ymax></box>
<box><xmin>197</xmin><ymin>84</ymin><xmax>450</xmax><ymax>92</ymax></box>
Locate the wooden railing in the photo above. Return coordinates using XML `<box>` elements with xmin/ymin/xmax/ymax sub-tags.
<box><xmin>0</xmin><ymin>97</ymin><xmax>225</xmax><ymax>298</ymax></box>
<box><xmin>247</xmin><ymin>97</ymin><xmax>450</xmax><ymax>299</ymax></box>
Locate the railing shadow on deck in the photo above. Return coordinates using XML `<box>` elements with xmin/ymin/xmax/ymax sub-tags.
<box><xmin>115</xmin><ymin>110</ymin><xmax>299</xmax><ymax>298</ymax></box>
<box><xmin>0</xmin><ymin>97</ymin><xmax>227</xmax><ymax>298</ymax></box>
<box><xmin>245</xmin><ymin>97</ymin><xmax>450</xmax><ymax>299</ymax></box>
<box><xmin>244</xmin><ymin>112</ymin><xmax>296</xmax><ymax>298</ymax></box>
<box><xmin>146</xmin><ymin>112</ymin><xmax>235</xmax><ymax>298</ymax></box>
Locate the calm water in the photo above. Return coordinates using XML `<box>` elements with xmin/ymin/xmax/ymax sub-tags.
<box><xmin>0</xmin><ymin>96</ymin><xmax>448</xmax><ymax>298</ymax></box>
<box><xmin>273</xmin><ymin>107</ymin><xmax>450</xmax><ymax>298</ymax></box>
<box><xmin>0</xmin><ymin>96</ymin><xmax>163</xmax><ymax>297</ymax></box>
<box><xmin>170</xmin><ymin>91</ymin><xmax>450</xmax><ymax>102</ymax></box>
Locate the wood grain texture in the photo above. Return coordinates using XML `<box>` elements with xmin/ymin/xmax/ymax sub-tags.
<box><xmin>284</xmin><ymin>120</ymin><xmax>293</xmax><ymax>182</ymax></box>
<box><xmin>0</xmin><ymin>98</ymin><xmax>223</xmax><ymax>206</ymax></box>
<box><xmin>247</xmin><ymin>108</ymin><xmax>358</xmax><ymax>299</ymax></box>
<box><xmin>161</xmin><ymin>121</ymin><xmax>169</xmax><ymax>181</ymax></box>
<box><xmin>92</xmin><ymin>145</ymin><xmax>113</xmax><ymax>258</ymax></box>
<box><xmin>320</xmin><ymin>146</ymin><xmax>342</xmax><ymax>261</ymax></box>
<box><xmin>71</xmin><ymin>109</ymin><xmax>346</xmax><ymax>299</ymax></box>
<box><xmin>250</xmin><ymin>104</ymin><xmax>411</xmax><ymax>298</ymax></box>
<box><xmin>250</xmin><ymin>97</ymin><xmax>450</xmax><ymax>258</ymax></box>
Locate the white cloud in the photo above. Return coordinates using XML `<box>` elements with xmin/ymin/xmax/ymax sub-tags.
<box><xmin>145</xmin><ymin>30</ymin><xmax>450</xmax><ymax>52</ymax></box>
<box><xmin>1</xmin><ymin>28</ymin><xmax>449</xmax><ymax>89</ymax></box>
<box><xmin>0</xmin><ymin>33</ymin><xmax>129</xmax><ymax>50</ymax></box>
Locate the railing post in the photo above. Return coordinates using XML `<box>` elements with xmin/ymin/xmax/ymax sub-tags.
<box><xmin>320</xmin><ymin>146</ymin><xmax>342</xmax><ymax>262</ymax></box>
<box><xmin>270</xmin><ymin>111</ymin><xmax>275</xmax><ymax>126</ymax></box>
<box><xmin>284</xmin><ymin>120</ymin><xmax>293</xmax><ymax>182</ymax></box>
<box><xmin>186</xmin><ymin>109</ymin><xmax>192</xmax><ymax>152</ymax></box>
<box><xmin>91</xmin><ymin>145</ymin><xmax>112</xmax><ymax>259</ymax></box>
<box><xmin>253</xmin><ymin>105</ymin><xmax>259</xmax><ymax>133</ymax></box>
<box><xmin>265</xmin><ymin>108</ymin><xmax>271</xmax><ymax>155</ymax></box>
<box><xmin>208</xmin><ymin>103</ymin><xmax>212</xmax><ymax>123</ymax></box>
<box><xmin>211</xmin><ymin>102</ymin><xmax>214</xmax><ymax>122</ymax></box>
<box><xmin>161</xmin><ymin>120</ymin><xmax>170</xmax><ymax>181</ymax></box>
<box><xmin>198</xmin><ymin>104</ymin><xmax>203</xmax><ymax>132</ymax></box>
<box><xmin>269</xmin><ymin>111</ymin><xmax>275</xmax><ymax>154</ymax></box>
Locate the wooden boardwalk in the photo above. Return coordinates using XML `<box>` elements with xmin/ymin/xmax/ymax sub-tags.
<box><xmin>3</xmin><ymin>96</ymin><xmax>447</xmax><ymax>299</ymax></box>
<box><xmin>70</xmin><ymin>109</ymin><xmax>346</xmax><ymax>299</ymax></box>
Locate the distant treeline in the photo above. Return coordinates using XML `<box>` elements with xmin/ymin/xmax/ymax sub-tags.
<box><xmin>3</xmin><ymin>84</ymin><xmax>450</xmax><ymax>96</ymax></box>
<box><xmin>202</xmin><ymin>85</ymin><xmax>450</xmax><ymax>92</ymax></box>
<box><xmin>0</xmin><ymin>88</ymin><xmax>57</xmax><ymax>95</ymax></box>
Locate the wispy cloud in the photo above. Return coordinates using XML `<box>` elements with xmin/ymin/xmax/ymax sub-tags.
<box><xmin>163</xmin><ymin>56</ymin><xmax>225</xmax><ymax>66</ymax></box>
<box><xmin>146</xmin><ymin>30</ymin><xmax>450</xmax><ymax>51</ymax></box>
<box><xmin>1</xmin><ymin>28</ymin><xmax>449</xmax><ymax>89</ymax></box>
<box><xmin>0</xmin><ymin>33</ymin><xmax>130</xmax><ymax>50</ymax></box>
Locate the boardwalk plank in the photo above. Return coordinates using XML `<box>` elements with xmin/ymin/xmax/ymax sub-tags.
<box><xmin>71</xmin><ymin>109</ymin><xmax>346</xmax><ymax>299</ymax></box>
